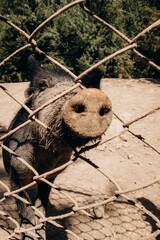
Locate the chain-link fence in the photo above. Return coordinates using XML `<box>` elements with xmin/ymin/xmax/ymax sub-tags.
<box><xmin>0</xmin><ymin>1</ymin><xmax>160</xmax><ymax>239</ymax></box>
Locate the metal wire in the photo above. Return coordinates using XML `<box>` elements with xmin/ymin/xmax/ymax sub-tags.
<box><xmin>0</xmin><ymin>1</ymin><xmax>160</xmax><ymax>239</ymax></box>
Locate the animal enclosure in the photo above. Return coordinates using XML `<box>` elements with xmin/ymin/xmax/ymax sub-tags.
<box><xmin>0</xmin><ymin>1</ymin><xmax>160</xmax><ymax>239</ymax></box>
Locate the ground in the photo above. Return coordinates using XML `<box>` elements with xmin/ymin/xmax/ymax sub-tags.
<box><xmin>0</xmin><ymin>78</ymin><xmax>160</xmax><ymax>239</ymax></box>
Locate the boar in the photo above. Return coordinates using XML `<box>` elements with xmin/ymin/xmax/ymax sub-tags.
<box><xmin>2</xmin><ymin>56</ymin><xmax>112</xmax><ymax>222</ymax></box>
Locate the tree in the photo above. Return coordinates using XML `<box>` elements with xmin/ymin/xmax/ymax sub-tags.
<box><xmin>0</xmin><ymin>0</ymin><xmax>160</xmax><ymax>82</ymax></box>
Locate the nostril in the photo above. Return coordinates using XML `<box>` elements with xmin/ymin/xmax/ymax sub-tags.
<box><xmin>73</xmin><ymin>104</ymin><xmax>85</xmax><ymax>114</ymax></box>
<box><xmin>99</xmin><ymin>107</ymin><xmax>110</xmax><ymax>116</ymax></box>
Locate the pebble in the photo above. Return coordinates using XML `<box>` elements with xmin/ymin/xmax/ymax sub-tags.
<box><xmin>88</xmin><ymin>229</ymin><xmax>105</xmax><ymax>239</ymax></box>
<box><xmin>87</xmin><ymin>221</ymin><xmax>103</xmax><ymax>230</ymax></box>
<box><xmin>76</xmin><ymin>223</ymin><xmax>92</xmax><ymax>232</ymax></box>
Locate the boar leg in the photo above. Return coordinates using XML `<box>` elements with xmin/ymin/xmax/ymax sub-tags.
<box><xmin>37</xmin><ymin>180</ymin><xmax>53</xmax><ymax>210</ymax></box>
<box><xmin>9</xmin><ymin>143</ymin><xmax>38</xmax><ymax>223</ymax></box>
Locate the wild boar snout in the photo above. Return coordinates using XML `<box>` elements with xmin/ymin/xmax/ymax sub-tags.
<box><xmin>62</xmin><ymin>88</ymin><xmax>112</xmax><ymax>139</ymax></box>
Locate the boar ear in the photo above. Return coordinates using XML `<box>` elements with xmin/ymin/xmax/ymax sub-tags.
<box><xmin>27</xmin><ymin>55</ymin><xmax>42</xmax><ymax>81</ymax></box>
<box><xmin>25</xmin><ymin>56</ymin><xmax>47</xmax><ymax>97</ymax></box>
<box><xmin>80</xmin><ymin>68</ymin><xmax>104</xmax><ymax>89</ymax></box>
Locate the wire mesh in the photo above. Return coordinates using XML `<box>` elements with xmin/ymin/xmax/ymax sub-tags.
<box><xmin>0</xmin><ymin>1</ymin><xmax>160</xmax><ymax>239</ymax></box>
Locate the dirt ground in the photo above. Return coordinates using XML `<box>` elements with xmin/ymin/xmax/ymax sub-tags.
<box><xmin>0</xmin><ymin>78</ymin><xmax>160</xmax><ymax>239</ymax></box>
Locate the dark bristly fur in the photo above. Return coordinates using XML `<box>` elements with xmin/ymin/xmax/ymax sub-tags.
<box><xmin>2</xmin><ymin>56</ymin><xmax>112</xmax><ymax>229</ymax></box>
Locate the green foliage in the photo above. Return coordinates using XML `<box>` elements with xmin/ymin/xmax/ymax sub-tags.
<box><xmin>0</xmin><ymin>0</ymin><xmax>160</xmax><ymax>82</ymax></box>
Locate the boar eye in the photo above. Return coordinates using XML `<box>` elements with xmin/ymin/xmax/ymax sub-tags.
<box><xmin>38</xmin><ymin>80</ymin><xmax>48</xmax><ymax>90</ymax></box>
<box><xmin>99</xmin><ymin>107</ymin><xmax>110</xmax><ymax>116</ymax></box>
<box><xmin>73</xmin><ymin>104</ymin><xmax>85</xmax><ymax>113</ymax></box>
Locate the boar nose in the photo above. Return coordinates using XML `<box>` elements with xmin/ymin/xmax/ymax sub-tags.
<box><xmin>62</xmin><ymin>88</ymin><xmax>112</xmax><ymax>138</ymax></box>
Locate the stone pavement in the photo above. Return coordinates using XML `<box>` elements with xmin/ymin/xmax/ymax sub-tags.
<box><xmin>0</xmin><ymin>78</ymin><xmax>160</xmax><ymax>239</ymax></box>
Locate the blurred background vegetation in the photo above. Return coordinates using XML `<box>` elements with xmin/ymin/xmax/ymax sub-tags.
<box><xmin>0</xmin><ymin>0</ymin><xmax>160</xmax><ymax>82</ymax></box>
